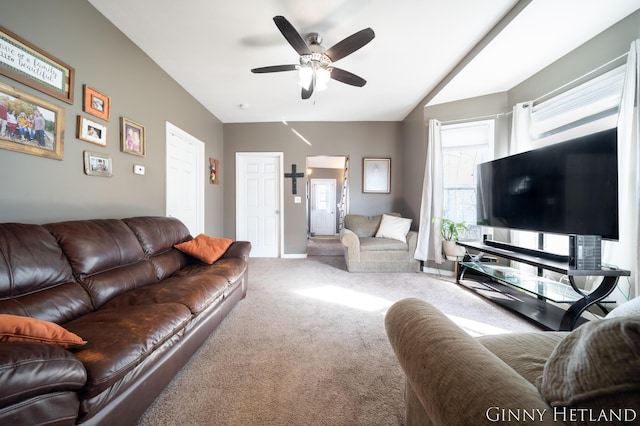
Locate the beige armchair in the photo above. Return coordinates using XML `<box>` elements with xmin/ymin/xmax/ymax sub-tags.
<box><xmin>339</xmin><ymin>213</ymin><xmax>419</xmax><ymax>272</ymax></box>
<box><xmin>385</xmin><ymin>297</ymin><xmax>640</xmax><ymax>425</ymax></box>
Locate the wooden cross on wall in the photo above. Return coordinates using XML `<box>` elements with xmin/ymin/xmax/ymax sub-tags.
<box><xmin>284</xmin><ymin>164</ymin><xmax>304</xmax><ymax>194</ymax></box>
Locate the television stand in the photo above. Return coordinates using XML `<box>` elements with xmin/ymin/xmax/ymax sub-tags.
<box><xmin>483</xmin><ymin>239</ymin><xmax>569</xmax><ymax>263</ymax></box>
<box><xmin>455</xmin><ymin>241</ymin><xmax>629</xmax><ymax>331</ymax></box>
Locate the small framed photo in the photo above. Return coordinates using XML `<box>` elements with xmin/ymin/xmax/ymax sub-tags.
<box><xmin>363</xmin><ymin>157</ymin><xmax>391</xmax><ymax>193</ymax></box>
<box><xmin>120</xmin><ymin>116</ymin><xmax>145</xmax><ymax>156</ymax></box>
<box><xmin>77</xmin><ymin>115</ymin><xmax>107</xmax><ymax>146</ymax></box>
<box><xmin>83</xmin><ymin>85</ymin><xmax>110</xmax><ymax>121</ymax></box>
<box><xmin>83</xmin><ymin>151</ymin><xmax>113</xmax><ymax>177</ymax></box>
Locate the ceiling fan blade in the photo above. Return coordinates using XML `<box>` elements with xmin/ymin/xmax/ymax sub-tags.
<box><xmin>251</xmin><ymin>65</ymin><xmax>298</xmax><ymax>73</ymax></box>
<box><xmin>325</xmin><ymin>28</ymin><xmax>375</xmax><ymax>62</ymax></box>
<box><xmin>273</xmin><ymin>16</ymin><xmax>311</xmax><ymax>56</ymax></box>
<box><xmin>330</xmin><ymin>67</ymin><xmax>367</xmax><ymax>87</ymax></box>
<box><xmin>301</xmin><ymin>78</ymin><xmax>315</xmax><ymax>99</ymax></box>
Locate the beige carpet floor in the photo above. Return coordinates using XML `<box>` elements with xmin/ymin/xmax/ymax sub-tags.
<box><xmin>135</xmin><ymin>255</ymin><xmax>540</xmax><ymax>426</ymax></box>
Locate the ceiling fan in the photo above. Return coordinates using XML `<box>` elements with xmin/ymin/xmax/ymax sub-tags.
<box><xmin>251</xmin><ymin>16</ymin><xmax>375</xmax><ymax>99</ymax></box>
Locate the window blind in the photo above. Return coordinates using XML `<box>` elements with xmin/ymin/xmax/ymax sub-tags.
<box><xmin>530</xmin><ymin>65</ymin><xmax>625</xmax><ymax>141</ymax></box>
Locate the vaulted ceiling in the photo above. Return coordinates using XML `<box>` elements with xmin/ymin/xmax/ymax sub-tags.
<box><xmin>89</xmin><ymin>0</ymin><xmax>639</xmax><ymax>123</ymax></box>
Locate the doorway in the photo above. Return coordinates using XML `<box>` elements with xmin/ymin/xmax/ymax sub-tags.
<box><xmin>165</xmin><ymin>122</ymin><xmax>204</xmax><ymax>236</ymax></box>
<box><xmin>306</xmin><ymin>155</ymin><xmax>349</xmax><ymax>238</ymax></box>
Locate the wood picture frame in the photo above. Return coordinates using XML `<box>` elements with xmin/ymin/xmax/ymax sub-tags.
<box><xmin>363</xmin><ymin>157</ymin><xmax>391</xmax><ymax>193</ymax></box>
<box><xmin>77</xmin><ymin>115</ymin><xmax>107</xmax><ymax>146</ymax></box>
<box><xmin>209</xmin><ymin>157</ymin><xmax>219</xmax><ymax>184</ymax></box>
<box><xmin>83</xmin><ymin>85</ymin><xmax>110</xmax><ymax>121</ymax></box>
<box><xmin>0</xmin><ymin>25</ymin><xmax>74</xmax><ymax>104</ymax></box>
<box><xmin>83</xmin><ymin>150</ymin><xmax>112</xmax><ymax>177</ymax></box>
<box><xmin>120</xmin><ymin>116</ymin><xmax>145</xmax><ymax>156</ymax></box>
<box><xmin>0</xmin><ymin>81</ymin><xmax>64</xmax><ymax>160</ymax></box>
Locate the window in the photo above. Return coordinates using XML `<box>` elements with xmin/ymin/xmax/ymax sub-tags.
<box><xmin>531</xmin><ymin>64</ymin><xmax>625</xmax><ymax>146</ymax></box>
<box><xmin>441</xmin><ymin>119</ymin><xmax>494</xmax><ymax>241</ymax></box>
<box><xmin>515</xmin><ymin>63</ymin><xmax>625</xmax><ymax>259</ymax></box>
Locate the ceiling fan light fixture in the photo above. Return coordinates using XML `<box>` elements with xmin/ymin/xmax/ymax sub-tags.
<box><xmin>315</xmin><ymin>67</ymin><xmax>331</xmax><ymax>91</ymax></box>
<box><xmin>252</xmin><ymin>16</ymin><xmax>373</xmax><ymax>99</ymax></box>
<box><xmin>297</xmin><ymin>64</ymin><xmax>314</xmax><ymax>90</ymax></box>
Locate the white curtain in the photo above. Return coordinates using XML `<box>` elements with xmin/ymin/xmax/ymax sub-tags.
<box><xmin>415</xmin><ymin>119</ymin><xmax>444</xmax><ymax>264</ymax></box>
<box><xmin>602</xmin><ymin>40</ymin><xmax>640</xmax><ymax>302</ymax></box>
<box><xmin>509</xmin><ymin>102</ymin><xmax>533</xmax><ymax>154</ymax></box>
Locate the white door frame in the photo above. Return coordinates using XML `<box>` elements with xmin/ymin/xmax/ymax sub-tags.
<box><xmin>165</xmin><ymin>121</ymin><xmax>204</xmax><ymax>235</ymax></box>
<box><xmin>235</xmin><ymin>152</ymin><xmax>284</xmax><ymax>257</ymax></box>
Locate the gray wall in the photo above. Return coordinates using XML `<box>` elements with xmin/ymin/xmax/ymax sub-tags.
<box><xmin>509</xmin><ymin>11</ymin><xmax>640</xmax><ymax>105</ymax></box>
<box><xmin>223</xmin><ymin>121</ymin><xmax>403</xmax><ymax>254</ymax></box>
<box><xmin>0</xmin><ymin>0</ymin><xmax>225</xmax><ymax>236</ymax></box>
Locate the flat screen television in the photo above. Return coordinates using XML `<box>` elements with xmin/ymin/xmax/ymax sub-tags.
<box><xmin>476</xmin><ymin>128</ymin><xmax>618</xmax><ymax>240</ymax></box>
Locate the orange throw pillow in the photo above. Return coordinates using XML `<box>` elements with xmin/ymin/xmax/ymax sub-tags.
<box><xmin>174</xmin><ymin>234</ymin><xmax>234</xmax><ymax>264</ymax></box>
<box><xmin>0</xmin><ymin>314</ymin><xmax>87</xmax><ymax>349</ymax></box>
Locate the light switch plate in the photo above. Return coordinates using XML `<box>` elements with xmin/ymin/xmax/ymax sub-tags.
<box><xmin>294</xmin><ymin>196</ymin><xmax>301</xmax><ymax>203</ymax></box>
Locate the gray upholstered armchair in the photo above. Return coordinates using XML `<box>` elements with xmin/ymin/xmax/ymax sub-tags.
<box><xmin>339</xmin><ymin>213</ymin><xmax>419</xmax><ymax>272</ymax></box>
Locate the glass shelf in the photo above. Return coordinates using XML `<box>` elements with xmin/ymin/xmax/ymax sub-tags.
<box><xmin>459</xmin><ymin>261</ymin><xmax>614</xmax><ymax>304</ymax></box>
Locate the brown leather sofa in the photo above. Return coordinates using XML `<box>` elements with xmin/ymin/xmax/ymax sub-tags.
<box><xmin>0</xmin><ymin>216</ymin><xmax>251</xmax><ymax>425</ymax></box>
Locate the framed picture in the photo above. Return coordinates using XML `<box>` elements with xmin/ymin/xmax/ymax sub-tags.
<box><xmin>77</xmin><ymin>115</ymin><xmax>107</xmax><ymax>146</ymax></box>
<box><xmin>83</xmin><ymin>151</ymin><xmax>112</xmax><ymax>177</ymax></box>
<box><xmin>0</xmin><ymin>81</ymin><xmax>64</xmax><ymax>160</ymax></box>
<box><xmin>0</xmin><ymin>25</ymin><xmax>74</xmax><ymax>104</ymax></box>
<box><xmin>83</xmin><ymin>85</ymin><xmax>110</xmax><ymax>120</ymax></box>
<box><xmin>363</xmin><ymin>157</ymin><xmax>391</xmax><ymax>193</ymax></box>
<box><xmin>120</xmin><ymin>116</ymin><xmax>145</xmax><ymax>156</ymax></box>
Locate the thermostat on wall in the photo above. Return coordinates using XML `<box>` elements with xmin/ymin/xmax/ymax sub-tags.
<box><xmin>133</xmin><ymin>164</ymin><xmax>145</xmax><ymax>175</ymax></box>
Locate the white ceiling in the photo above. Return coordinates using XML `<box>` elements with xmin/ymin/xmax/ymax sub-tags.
<box><xmin>88</xmin><ymin>0</ymin><xmax>639</xmax><ymax>123</ymax></box>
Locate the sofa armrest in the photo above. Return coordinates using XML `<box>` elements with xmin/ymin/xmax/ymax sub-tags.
<box><xmin>385</xmin><ymin>298</ymin><xmax>554</xmax><ymax>426</ymax></box>
<box><xmin>222</xmin><ymin>241</ymin><xmax>252</xmax><ymax>261</ymax></box>
<box><xmin>339</xmin><ymin>229</ymin><xmax>360</xmax><ymax>261</ymax></box>
<box><xmin>0</xmin><ymin>342</ymin><xmax>86</xmax><ymax>409</ymax></box>
<box><xmin>406</xmin><ymin>231</ymin><xmax>418</xmax><ymax>253</ymax></box>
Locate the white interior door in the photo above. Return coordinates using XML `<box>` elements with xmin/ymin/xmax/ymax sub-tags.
<box><xmin>166</xmin><ymin>122</ymin><xmax>204</xmax><ymax>236</ymax></box>
<box><xmin>236</xmin><ymin>153</ymin><xmax>282</xmax><ymax>257</ymax></box>
<box><xmin>310</xmin><ymin>178</ymin><xmax>336</xmax><ymax>236</ymax></box>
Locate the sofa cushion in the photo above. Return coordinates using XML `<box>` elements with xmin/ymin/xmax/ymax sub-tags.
<box><xmin>45</xmin><ymin>219</ymin><xmax>146</xmax><ymax>277</ymax></box>
<box><xmin>344</xmin><ymin>214</ymin><xmax>383</xmax><ymax>237</ymax></box>
<box><xmin>375</xmin><ymin>214</ymin><xmax>412</xmax><ymax>242</ymax></box>
<box><xmin>45</xmin><ymin>219</ymin><xmax>158</xmax><ymax>308</ymax></box>
<box><xmin>124</xmin><ymin>216</ymin><xmax>193</xmax><ymax>280</ymax></box>
<box><xmin>102</xmin><ymin>273</ymin><xmax>228</xmax><ymax>315</ymax></box>
<box><xmin>174</xmin><ymin>234</ymin><xmax>234</xmax><ymax>264</ymax></box>
<box><xmin>173</xmin><ymin>257</ymin><xmax>248</xmax><ymax>285</ymax></box>
<box><xmin>0</xmin><ymin>223</ymin><xmax>93</xmax><ymax>323</ymax></box>
<box><xmin>123</xmin><ymin>216</ymin><xmax>191</xmax><ymax>256</ymax></box>
<box><xmin>65</xmin><ymin>303</ymin><xmax>192</xmax><ymax>398</ymax></box>
<box><xmin>0</xmin><ymin>342</ymin><xmax>87</xmax><ymax>408</ymax></box>
<box><xmin>359</xmin><ymin>237</ymin><xmax>408</xmax><ymax>251</ymax></box>
<box><xmin>537</xmin><ymin>317</ymin><xmax>640</xmax><ymax>413</ymax></box>
<box><xmin>0</xmin><ymin>314</ymin><xmax>86</xmax><ymax>348</ymax></box>
<box><xmin>478</xmin><ymin>331</ymin><xmax>566</xmax><ymax>385</ymax></box>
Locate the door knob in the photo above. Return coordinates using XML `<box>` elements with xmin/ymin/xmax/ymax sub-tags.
<box><xmin>275</xmin><ymin>210</ymin><xmax>280</xmax><ymax>214</ymax></box>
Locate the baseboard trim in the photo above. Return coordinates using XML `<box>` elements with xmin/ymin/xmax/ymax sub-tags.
<box><xmin>282</xmin><ymin>254</ymin><xmax>307</xmax><ymax>259</ymax></box>
<box><xmin>423</xmin><ymin>266</ymin><xmax>455</xmax><ymax>277</ymax></box>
